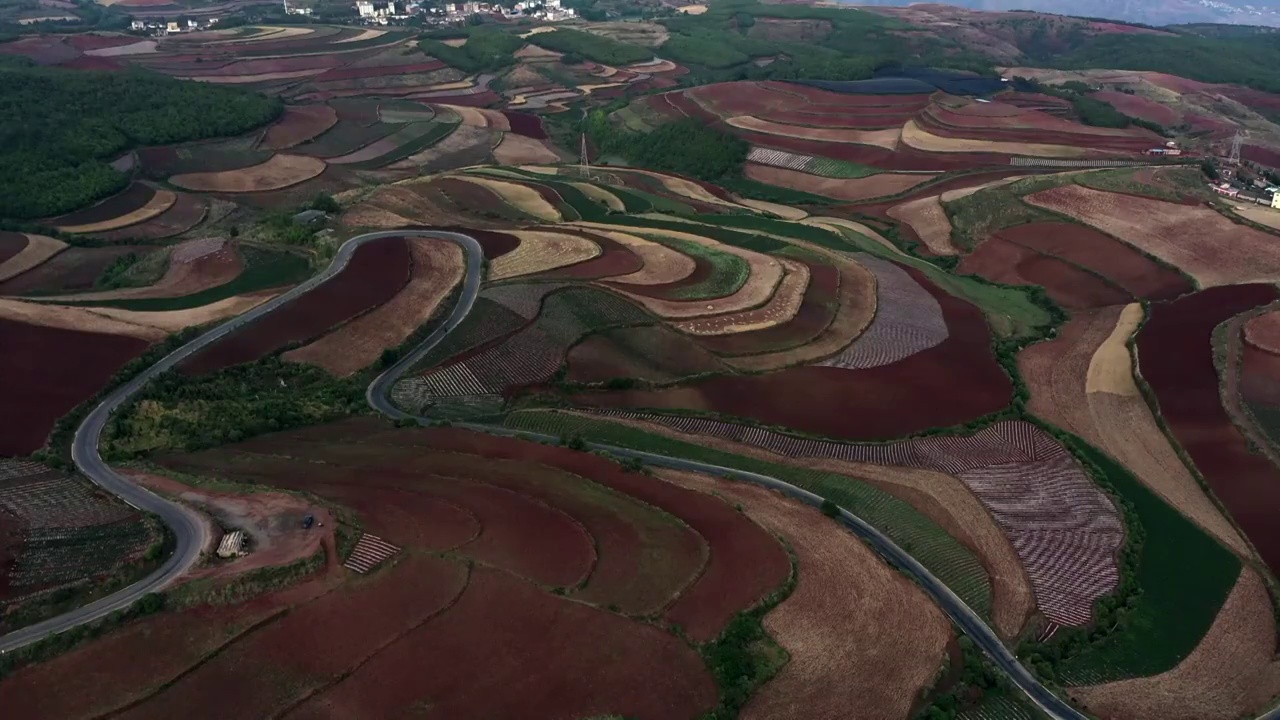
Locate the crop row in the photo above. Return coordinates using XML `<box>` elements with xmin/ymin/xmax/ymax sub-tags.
<box><xmin>746</xmin><ymin>146</ymin><xmax>879</xmax><ymax>178</ymax></box>
<box><xmin>409</xmin><ymin>297</ymin><xmax>528</xmax><ymax>372</ymax></box>
<box><xmin>819</xmin><ymin>254</ymin><xmax>948</xmax><ymax>370</ymax></box>
<box><xmin>0</xmin><ymin>469</ymin><xmax>136</xmax><ymax>529</ymax></box>
<box><xmin>1009</xmin><ymin>157</ymin><xmax>1143</xmax><ymax>168</ymax></box>
<box><xmin>9</xmin><ymin>520</ymin><xmax>153</xmax><ymax>588</ymax></box>
<box><xmin>588</xmin><ymin>411</ymin><xmax>1123</xmax><ymax>627</ymax></box>
<box><xmin>501</xmin><ymin>409</ymin><xmax>995</xmax><ymax>620</ymax></box>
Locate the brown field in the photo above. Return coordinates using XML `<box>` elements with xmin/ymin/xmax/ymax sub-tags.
<box><xmin>586</xmin><ymin>226</ymin><xmax>696</xmax><ymax>283</ymax></box>
<box><xmin>736</xmin><ymin>198</ymin><xmax>808</xmax><ymax>220</ymax></box>
<box><xmin>84</xmin><ymin>291</ymin><xmax>279</xmax><ymax>335</ymax></box>
<box><xmin>1026</xmin><ymin>185</ymin><xmax>1280</xmax><ymax>286</ymax></box>
<box><xmin>725</xmin><ymin>115</ymin><xmax>901</xmax><ymax>149</ymax></box>
<box><xmin>744</xmin><ymin>163</ymin><xmax>935</xmax><ymax>201</ymax></box>
<box><xmin>901</xmin><ymin>118</ymin><xmax>1090</xmax><ymax>156</ymax></box>
<box><xmin>1245</xmin><ymin>311</ymin><xmax>1280</xmax><ymax>354</ymax></box>
<box><xmin>492</xmin><ymin>133</ymin><xmax>559</xmax><ymax>164</ymax></box>
<box><xmin>959</xmin><ymin>236</ymin><xmax>1132</xmax><ymax>310</ymax></box>
<box><xmin>38</xmin><ymin>238</ymin><xmax>242</xmax><ymax>303</ymax></box>
<box><xmin>887</xmin><ymin>195</ymin><xmax>958</xmax><ymax>255</ymax></box>
<box><xmin>1017</xmin><ymin>305</ymin><xmax>1248</xmax><ymax>554</ymax></box>
<box><xmin>567</xmin><ymin>325</ymin><xmax>731</xmax><ymax>383</ymax></box>
<box><xmin>489</xmin><ymin>230</ymin><xmax>601</xmax><ymax>280</ymax></box>
<box><xmin>0</xmin><ymin>297</ymin><xmax>164</xmax><ymax>341</ymax></box>
<box><xmin>1071</xmin><ymin>568</ymin><xmax>1280</xmax><ymax>720</ymax></box>
<box><xmin>673</xmin><ymin>258</ymin><xmax>810</xmax><ymax>335</ymax></box>
<box><xmin>610</xmin><ymin>413</ymin><xmax>1032</xmax><ymax>639</ymax></box>
<box><xmin>55</xmin><ymin>190</ymin><xmax>176</xmax><ymax>234</ymax></box>
<box><xmin>262</xmin><ymin>104</ymin><xmax>339</xmax><ymax>150</ymax></box>
<box><xmin>726</xmin><ymin>249</ymin><xmax>876</xmax><ymax>372</ymax></box>
<box><xmin>284</xmin><ymin>237</ymin><xmax>465</xmax><ymax>375</ymax></box>
<box><xmin>0</xmin><ymin>231</ymin><xmax>26</xmax><ymax>265</ymax></box>
<box><xmin>1232</xmin><ymin>203</ymin><xmax>1280</xmax><ymax>232</ymax></box>
<box><xmin>451</xmin><ymin>176</ymin><xmax>561</xmax><ymax>222</ymax></box>
<box><xmin>609</xmin><ymin>168</ymin><xmax>742</xmax><ymax>210</ymax></box>
<box><xmin>170</xmin><ymin>155</ymin><xmax>327</xmax><ymax>193</ymax></box>
<box><xmin>659</xmin><ymin>469</ymin><xmax>951</xmax><ymax>719</ymax></box>
<box><xmin>0</xmin><ymin>234</ymin><xmax>67</xmax><ymax>282</ymax></box>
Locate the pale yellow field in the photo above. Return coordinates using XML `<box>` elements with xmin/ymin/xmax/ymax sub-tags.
<box><xmin>1233</xmin><ymin>203</ymin><xmax>1280</xmax><ymax>231</ymax></box>
<box><xmin>489</xmin><ymin>229</ymin><xmax>601</xmax><ymax>280</ymax></box>
<box><xmin>0</xmin><ymin>234</ymin><xmax>67</xmax><ymax>282</ymax></box>
<box><xmin>0</xmin><ymin>297</ymin><xmax>163</xmax><ymax>341</ymax></box>
<box><xmin>184</xmin><ymin>68</ymin><xmax>328</xmax><ymax>84</ymax></box>
<box><xmin>901</xmin><ymin>119</ymin><xmax>1090</xmax><ymax>157</ymax></box>
<box><xmin>735</xmin><ymin>198</ymin><xmax>808</xmax><ymax>220</ymax></box>
<box><xmin>170</xmin><ymin>155</ymin><xmax>326</xmax><ymax>193</ymax></box>
<box><xmin>674</xmin><ymin>258</ymin><xmax>810</xmax><ymax>335</ymax></box>
<box><xmin>726</xmin><ymin>116</ymin><xmax>901</xmax><ymax>150</ymax></box>
<box><xmin>452</xmin><ymin>175</ymin><xmax>562</xmax><ymax>222</ymax></box>
<box><xmin>335</xmin><ymin>28</ymin><xmax>386</xmax><ymax>43</ymax></box>
<box><xmin>84</xmin><ymin>291</ymin><xmax>277</xmax><ymax>333</ymax></box>
<box><xmin>887</xmin><ymin>195</ymin><xmax>958</xmax><ymax>256</ymax></box>
<box><xmin>1085</xmin><ymin>303</ymin><xmax>1143</xmax><ymax>395</ymax></box>
<box><xmin>56</xmin><ymin>190</ymin><xmax>176</xmax><ymax>234</ymax></box>
<box><xmin>570</xmin><ymin>182</ymin><xmax>625</xmax><ymax>213</ymax></box>
<box><xmin>493</xmin><ymin>134</ymin><xmax>559</xmax><ymax>165</ymax></box>
<box><xmin>578</xmin><ymin>227</ymin><xmax>697</xmax><ymax>285</ymax></box>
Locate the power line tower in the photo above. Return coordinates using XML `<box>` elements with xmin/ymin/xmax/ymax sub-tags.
<box><xmin>1229</xmin><ymin>131</ymin><xmax>1245</xmax><ymax>165</ymax></box>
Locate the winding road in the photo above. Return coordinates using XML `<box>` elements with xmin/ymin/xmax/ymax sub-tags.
<box><xmin>7</xmin><ymin>227</ymin><xmax>1269</xmax><ymax>720</ymax></box>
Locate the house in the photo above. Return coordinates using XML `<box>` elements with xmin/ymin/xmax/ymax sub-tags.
<box><xmin>1271</xmin><ymin>192</ymin><xmax>1280</xmax><ymax>210</ymax></box>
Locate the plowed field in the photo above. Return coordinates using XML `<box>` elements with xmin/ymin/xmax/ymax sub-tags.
<box><xmin>180</xmin><ymin>237</ymin><xmax>410</xmax><ymax>374</ymax></box>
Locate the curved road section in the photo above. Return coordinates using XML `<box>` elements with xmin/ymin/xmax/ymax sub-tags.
<box><xmin>0</xmin><ymin>230</ymin><xmax>483</xmax><ymax>654</ymax></box>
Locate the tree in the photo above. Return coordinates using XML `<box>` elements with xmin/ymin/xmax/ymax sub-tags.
<box><xmin>311</xmin><ymin>192</ymin><xmax>340</xmax><ymax>213</ymax></box>
<box><xmin>820</xmin><ymin>499</ymin><xmax>840</xmax><ymax>518</ymax></box>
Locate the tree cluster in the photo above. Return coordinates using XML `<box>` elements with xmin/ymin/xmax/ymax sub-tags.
<box><xmin>587</xmin><ymin>113</ymin><xmax>747</xmax><ymax>182</ymax></box>
<box><xmin>0</xmin><ymin>65</ymin><xmax>280</xmax><ymax>219</ymax></box>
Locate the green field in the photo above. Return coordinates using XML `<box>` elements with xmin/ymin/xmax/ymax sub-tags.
<box><xmin>943</xmin><ymin>175</ymin><xmax>1069</xmax><ymax>251</ymax></box>
<box><xmin>1030</xmin><ymin>436</ymin><xmax>1241</xmax><ymax>686</ymax></box>
<box><xmin>408</xmin><ymin>296</ymin><xmax>527</xmax><ymax>373</ymax></box>
<box><xmin>347</xmin><ymin>121</ymin><xmax>459</xmax><ymax>170</ymax></box>
<box><xmin>501</xmin><ymin>410</ymin><xmax>995</xmax><ymax>620</ymax></box>
<box><xmin>63</xmin><ymin>246</ymin><xmax>311</xmax><ymax>313</ymax></box>
<box><xmin>638</xmin><ymin>234</ymin><xmax>751</xmax><ymax>301</ymax></box>
<box><xmin>805</xmin><ymin>156</ymin><xmax>880</xmax><ymax>179</ymax></box>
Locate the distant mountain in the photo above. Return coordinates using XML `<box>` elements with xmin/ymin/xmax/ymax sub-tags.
<box><xmin>849</xmin><ymin>0</ymin><xmax>1280</xmax><ymax>28</ymax></box>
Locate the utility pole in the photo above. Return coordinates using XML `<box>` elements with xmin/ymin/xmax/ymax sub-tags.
<box><xmin>1230</xmin><ymin>130</ymin><xmax>1245</xmax><ymax>165</ymax></box>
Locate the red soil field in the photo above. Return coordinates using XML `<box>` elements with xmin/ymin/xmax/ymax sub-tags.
<box><xmin>176</xmin><ymin>53</ymin><xmax>357</xmax><ymax>77</ymax></box>
<box><xmin>502</xmin><ymin>110</ymin><xmax>548</xmax><ymax>139</ymax></box>
<box><xmin>732</xmin><ymin>128</ymin><xmax>1004</xmax><ymax>171</ymax></box>
<box><xmin>0</xmin><ymin>232</ymin><xmax>27</xmax><ymax>265</ymax></box>
<box><xmin>443</xmin><ymin>227</ymin><xmax>519</xmax><ymax>259</ymax></box>
<box><xmin>384</xmin><ymin>426</ymin><xmax>791</xmax><ymax>641</ymax></box>
<box><xmin>1094</xmin><ymin>90</ymin><xmax>1180</xmax><ymax>127</ymax></box>
<box><xmin>568</xmin><ymin>325</ymin><xmax>729</xmax><ymax>383</ymax></box>
<box><xmin>995</xmin><ymin>223</ymin><xmax>1191</xmax><ymax>301</ymax></box>
<box><xmin>114</xmin><ymin>555</ymin><xmax>470</xmax><ymax>720</ymax></box>
<box><xmin>694</xmin><ymin>259</ymin><xmax>840</xmax><ymax>356</ymax></box>
<box><xmin>262</xmin><ymin>104</ymin><xmax>338</xmax><ymax>150</ymax></box>
<box><xmin>1241</xmin><ymin>342</ymin><xmax>1280</xmax><ymax>407</ymax></box>
<box><xmin>0</xmin><ymin>318</ymin><xmax>149</xmax><ymax>455</ymax></box>
<box><xmin>1219</xmin><ymin>87</ymin><xmax>1280</xmax><ymax>117</ymax></box>
<box><xmin>96</xmin><ymin>193</ymin><xmax>207</xmax><ymax>241</ymax></box>
<box><xmin>406</xmin><ymin>90</ymin><xmax>501</xmax><ymax>107</ymax></box>
<box><xmin>915</xmin><ymin>109</ymin><xmax>1158</xmax><ymax>151</ymax></box>
<box><xmin>63</xmin><ymin>34</ymin><xmax>140</xmax><ymax>51</ymax></box>
<box><xmin>959</xmin><ymin>235</ymin><xmax>1133</xmax><ymax>309</ymax></box>
<box><xmin>59</xmin><ymin>55</ymin><xmax>125</xmax><ymax>71</ymax></box>
<box><xmin>757</xmin><ymin>81</ymin><xmax>933</xmax><ymax>109</ymax></box>
<box><xmin>310</xmin><ymin>59</ymin><xmax>445</xmax><ymax>82</ymax></box>
<box><xmin>284</xmin><ymin>567</ymin><xmax>716</xmax><ymax>720</ymax></box>
<box><xmin>1244</xmin><ymin>144</ymin><xmax>1280</xmax><ymax>170</ymax></box>
<box><xmin>538</xmin><ymin>231</ymin><xmax>644</xmax><ymax>280</ymax></box>
<box><xmin>0</xmin><ymin>245</ymin><xmax>143</xmax><ymax>294</ymax></box>
<box><xmin>179</xmin><ymin>237</ymin><xmax>410</xmax><ymax>375</ymax></box>
<box><xmin>1136</xmin><ymin>284</ymin><xmax>1280</xmax><ymax>577</ymax></box>
<box><xmin>577</xmin><ymin>266</ymin><xmax>1012</xmax><ymax>440</ymax></box>
<box><xmin>46</xmin><ymin>182</ymin><xmax>155</xmax><ymax>226</ymax></box>
<box><xmin>760</xmin><ymin>107</ymin><xmax>918</xmax><ymax>129</ymax></box>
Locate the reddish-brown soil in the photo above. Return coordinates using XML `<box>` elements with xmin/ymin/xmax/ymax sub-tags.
<box><xmin>1245</xmin><ymin>311</ymin><xmax>1280</xmax><ymax>355</ymax></box>
<box><xmin>1244</xmin><ymin>144</ymin><xmax>1280</xmax><ymax>170</ymax></box>
<box><xmin>0</xmin><ymin>246</ymin><xmax>143</xmax><ymax>295</ymax></box>
<box><xmin>45</xmin><ymin>182</ymin><xmax>155</xmax><ymax>227</ymax></box>
<box><xmin>96</xmin><ymin>193</ymin><xmax>207</xmax><ymax>241</ymax></box>
<box><xmin>1137</xmin><ymin>285</ymin><xmax>1280</xmax><ymax>577</ymax></box>
<box><xmin>310</xmin><ymin>60</ymin><xmax>445</xmax><ymax>82</ymax></box>
<box><xmin>996</xmin><ymin>222</ymin><xmax>1192</xmax><ymax>301</ymax></box>
<box><xmin>536</xmin><ymin>231</ymin><xmax>644</xmax><ymax>280</ymax></box>
<box><xmin>0</xmin><ymin>318</ymin><xmax>150</xmax><ymax>455</ymax></box>
<box><xmin>283</xmin><ymin>566</ymin><xmax>715</xmax><ymax>720</ymax></box>
<box><xmin>732</xmin><ymin>127</ymin><xmax>1005</xmax><ymax>171</ymax></box>
<box><xmin>574</xmin><ymin>266</ymin><xmax>1012</xmax><ymax>440</ymax></box>
<box><xmin>1242</xmin><ymin>342</ymin><xmax>1280</xmax><ymax>407</ymax></box>
<box><xmin>114</xmin><ymin>555</ymin><xmax>470</xmax><ymax>720</ymax></box>
<box><xmin>567</xmin><ymin>325</ymin><xmax>729</xmax><ymax>383</ymax></box>
<box><xmin>180</xmin><ymin>237</ymin><xmax>410</xmax><ymax>374</ymax></box>
<box><xmin>959</xmin><ymin>236</ymin><xmax>1133</xmax><ymax>309</ymax></box>
<box><xmin>362</xmin><ymin>425</ymin><xmax>791</xmax><ymax>640</ymax></box>
<box><xmin>694</xmin><ymin>259</ymin><xmax>840</xmax><ymax>356</ymax></box>
<box><xmin>441</xmin><ymin>226</ymin><xmax>519</xmax><ymax>259</ymax></box>
<box><xmin>1093</xmin><ymin>90</ymin><xmax>1180</xmax><ymax>127</ymax></box>
<box><xmin>0</xmin><ymin>232</ymin><xmax>28</xmax><ymax>265</ymax></box>
<box><xmin>262</xmin><ymin>104</ymin><xmax>339</xmax><ymax>150</ymax></box>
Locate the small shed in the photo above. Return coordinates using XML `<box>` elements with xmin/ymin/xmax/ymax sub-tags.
<box><xmin>217</xmin><ymin>530</ymin><xmax>245</xmax><ymax>558</ymax></box>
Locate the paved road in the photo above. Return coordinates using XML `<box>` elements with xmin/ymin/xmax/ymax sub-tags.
<box><xmin>0</xmin><ymin>230</ymin><xmax>482</xmax><ymax>654</ymax></box>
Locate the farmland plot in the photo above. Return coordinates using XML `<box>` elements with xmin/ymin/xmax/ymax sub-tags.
<box><xmin>589</xmin><ymin>412</ymin><xmax>1122</xmax><ymax>627</ymax></box>
<box><xmin>819</xmin><ymin>254</ymin><xmax>947</xmax><ymax>370</ymax></box>
<box><xmin>489</xmin><ymin>230</ymin><xmax>601</xmax><ymax>280</ymax></box>
<box><xmin>1026</xmin><ymin>185</ymin><xmax>1280</xmax><ymax>286</ymax></box>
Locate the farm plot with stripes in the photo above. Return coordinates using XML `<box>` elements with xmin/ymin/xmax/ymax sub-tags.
<box><xmin>0</xmin><ymin>460</ymin><xmax>160</xmax><ymax>623</ymax></box>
